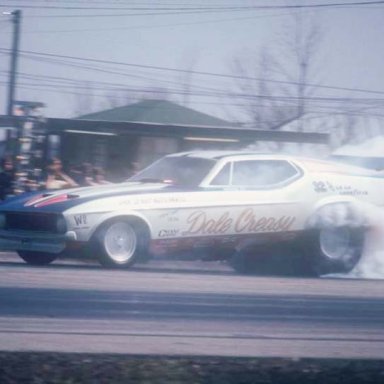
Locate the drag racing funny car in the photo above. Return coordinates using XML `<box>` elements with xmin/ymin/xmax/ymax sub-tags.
<box><xmin>0</xmin><ymin>151</ymin><xmax>382</xmax><ymax>276</ymax></box>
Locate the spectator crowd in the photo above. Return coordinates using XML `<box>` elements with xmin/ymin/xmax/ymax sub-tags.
<box><xmin>0</xmin><ymin>156</ymin><xmax>121</xmax><ymax>201</ymax></box>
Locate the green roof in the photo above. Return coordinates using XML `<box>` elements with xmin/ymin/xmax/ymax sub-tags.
<box><xmin>78</xmin><ymin>99</ymin><xmax>235</xmax><ymax>127</ymax></box>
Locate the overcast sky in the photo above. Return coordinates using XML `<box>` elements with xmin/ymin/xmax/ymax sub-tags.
<box><xmin>0</xmin><ymin>0</ymin><xmax>383</xmax><ymax>121</ymax></box>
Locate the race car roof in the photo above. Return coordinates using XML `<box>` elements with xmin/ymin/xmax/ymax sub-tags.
<box><xmin>166</xmin><ymin>151</ymin><xmax>384</xmax><ymax>177</ymax></box>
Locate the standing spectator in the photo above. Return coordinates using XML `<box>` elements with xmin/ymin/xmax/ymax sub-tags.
<box><xmin>45</xmin><ymin>158</ymin><xmax>78</xmax><ymax>190</ymax></box>
<box><xmin>82</xmin><ymin>162</ymin><xmax>96</xmax><ymax>186</ymax></box>
<box><xmin>68</xmin><ymin>164</ymin><xmax>84</xmax><ymax>185</ymax></box>
<box><xmin>93</xmin><ymin>167</ymin><xmax>112</xmax><ymax>185</ymax></box>
<box><xmin>69</xmin><ymin>162</ymin><xmax>98</xmax><ymax>187</ymax></box>
<box><xmin>0</xmin><ymin>156</ymin><xmax>15</xmax><ymax>200</ymax></box>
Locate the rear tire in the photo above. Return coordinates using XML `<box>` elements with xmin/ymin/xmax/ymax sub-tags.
<box><xmin>17</xmin><ymin>251</ymin><xmax>58</xmax><ymax>266</ymax></box>
<box><xmin>92</xmin><ymin>219</ymin><xmax>149</xmax><ymax>269</ymax></box>
<box><xmin>304</xmin><ymin>226</ymin><xmax>364</xmax><ymax>276</ymax></box>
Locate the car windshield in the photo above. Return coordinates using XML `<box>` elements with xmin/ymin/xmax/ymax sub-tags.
<box><xmin>128</xmin><ymin>156</ymin><xmax>215</xmax><ymax>187</ymax></box>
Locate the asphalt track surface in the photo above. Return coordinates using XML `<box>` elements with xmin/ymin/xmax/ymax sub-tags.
<box><xmin>0</xmin><ymin>253</ymin><xmax>384</xmax><ymax>359</ymax></box>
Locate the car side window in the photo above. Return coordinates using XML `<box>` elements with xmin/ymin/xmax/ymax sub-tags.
<box><xmin>231</xmin><ymin>160</ymin><xmax>299</xmax><ymax>187</ymax></box>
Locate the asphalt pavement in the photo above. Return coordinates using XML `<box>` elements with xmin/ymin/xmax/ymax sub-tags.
<box><xmin>0</xmin><ymin>253</ymin><xmax>384</xmax><ymax>359</ymax></box>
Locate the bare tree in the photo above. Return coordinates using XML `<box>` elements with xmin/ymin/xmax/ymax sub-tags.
<box><xmin>104</xmin><ymin>90</ymin><xmax>126</xmax><ymax>109</ymax></box>
<box><xmin>100</xmin><ymin>83</ymin><xmax>174</xmax><ymax>110</ymax></box>
<box><xmin>230</xmin><ymin>47</ymin><xmax>297</xmax><ymax>129</ymax></box>
<box><xmin>230</xmin><ymin>12</ymin><xmax>323</xmax><ymax>131</ymax></box>
<box><xmin>176</xmin><ymin>53</ymin><xmax>199</xmax><ymax>107</ymax></box>
<box><xmin>103</xmin><ymin>88</ymin><xmax>140</xmax><ymax>110</ymax></box>
<box><xmin>72</xmin><ymin>81</ymin><xmax>96</xmax><ymax>117</ymax></box>
<box><xmin>276</xmin><ymin>11</ymin><xmax>323</xmax><ymax>130</ymax></box>
<box><xmin>230</xmin><ymin>53</ymin><xmax>264</xmax><ymax>127</ymax></box>
<box><xmin>139</xmin><ymin>86</ymin><xmax>172</xmax><ymax>101</ymax></box>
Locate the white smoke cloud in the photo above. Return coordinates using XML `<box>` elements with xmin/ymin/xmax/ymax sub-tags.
<box><xmin>248</xmin><ymin>138</ymin><xmax>384</xmax><ymax>279</ymax></box>
<box><xmin>345</xmin><ymin>208</ymin><xmax>384</xmax><ymax>279</ymax></box>
<box><xmin>245</xmin><ymin>137</ymin><xmax>384</xmax><ymax>279</ymax></box>
<box><xmin>326</xmin><ymin>204</ymin><xmax>384</xmax><ymax>279</ymax></box>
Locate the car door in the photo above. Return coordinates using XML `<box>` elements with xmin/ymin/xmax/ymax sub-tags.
<box><xmin>184</xmin><ymin>158</ymin><xmax>305</xmax><ymax>237</ymax></box>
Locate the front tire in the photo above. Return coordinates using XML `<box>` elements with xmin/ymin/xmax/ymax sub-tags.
<box><xmin>92</xmin><ymin>219</ymin><xmax>148</xmax><ymax>269</ymax></box>
<box><xmin>17</xmin><ymin>251</ymin><xmax>58</xmax><ymax>266</ymax></box>
<box><xmin>304</xmin><ymin>226</ymin><xmax>364</xmax><ymax>276</ymax></box>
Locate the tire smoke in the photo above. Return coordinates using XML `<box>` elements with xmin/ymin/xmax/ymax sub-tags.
<box><xmin>326</xmin><ymin>204</ymin><xmax>384</xmax><ymax>279</ymax></box>
<box><xmin>346</xmin><ymin>207</ymin><xmax>384</xmax><ymax>279</ymax></box>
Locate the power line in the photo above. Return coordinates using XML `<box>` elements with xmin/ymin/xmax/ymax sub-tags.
<box><xmin>3</xmin><ymin>50</ymin><xmax>384</xmax><ymax>116</ymax></box>
<box><xmin>1</xmin><ymin>70</ymin><xmax>383</xmax><ymax>105</ymax></box>
<box><xmin>12</xmin><ymin>70</ymin><xmax>226</xmax><ymax>95</ymax></box>
<box><xmin>9</xmin><ymin>70</ymin><xmax>380</xmax><ymax>115</ymax></box>
<box><xmin>2</xmin><ymin>80</ymin><xmax>381</xmax><ymax>117</ymax></box>
<box><xmin>20</xmin><ymin>13</ymin><xmax>295</xmax><ymax>34</ymax></box>
<box><xmin>0</xmin><ymin>1</ymin><xmax>383</xmax><ymax>10</ymax></box>
<box><xmin>2</xmin><ymin>47</ymin><xmax>383</xmax><ymax>96</ymax></box>
<box><xmin>0</xmin><ymin>75</ymin><xmax>381</xmax><ymax>117</ymax></box>
<box><xmin>15</xmin><ymin>54</ymin><xmax>232</xmax><ymax>96</ymax></box>
<box><xmin>25</xmin><ymin>9</ymin><xmax>265</xmax><ymax>18</ymax></box>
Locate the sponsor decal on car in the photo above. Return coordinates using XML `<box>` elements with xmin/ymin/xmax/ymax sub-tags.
<box><xmin>182</xmin><ymin>208</ymin><xmax>296</xmax><ymax>236</ymax></box>
<box><xmin>74</xmin><ymin>214</ymin><xmax>87</xmax><ymax>226</ymax></box>
<box><xmin>313</xmin><ymin>180</ymin><xmax>368</xmax><ymax>196</ymax></box>
<box><xmin>158</xmin><ymin>229</ymin><xmax>180</xmax><ymax>238</ymax></box>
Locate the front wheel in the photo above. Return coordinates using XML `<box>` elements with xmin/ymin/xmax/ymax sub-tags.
<box><xmin>304</xmin><ymin>226</ymin><xmax>364</xmax><ymax>276</ymax></box>
<box><xmin>92</xmin><ymin>219</ymin><xmax>149</xmax><ymax>269</ymax></box>
<box><xmin>17</xmin><ymin>251</ymin><xmax>58</xmax><ymax>266</ymax></box>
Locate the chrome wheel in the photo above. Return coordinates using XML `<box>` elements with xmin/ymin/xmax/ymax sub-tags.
<box><xmin>307</xmin><ymin>225</ymin><xmax>364</xmax><ymax>275</ymax></box>
<box><xmin>319</xmin><ymin>227</ymin><xmax>351</xmax><ymax>261</ymax></box>
<box><xmin>103</xmin><ymin>221</ymin><xmax>137</xmax><ymax>264</ymax></box>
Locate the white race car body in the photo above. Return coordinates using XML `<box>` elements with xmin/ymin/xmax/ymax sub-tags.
<box><xmin>0</xmin><ymin>151</ymin><xmax>382</xmax><ymax>272</ymax></box>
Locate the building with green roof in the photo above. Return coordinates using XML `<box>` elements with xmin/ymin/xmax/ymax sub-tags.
<box><xmin>0</xmin><ymin>99</ymin><xmax>328</xmax><ymax>184</ymax></box>
<box><xmin>78</xmin><ymin>99</ymin><xmax>236</xmax><ymax>128</ymax></box>
<box><xmin>41</xmin><ymin>99</ymin><xmax>327</xmax><ymax>181</ymax></box>
<box><xmin>65</xmin><ymin>99</ymin><xmax>240</xmax><ymax>179</ymax></box>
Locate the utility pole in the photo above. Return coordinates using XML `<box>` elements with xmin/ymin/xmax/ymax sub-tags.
<box><xmin>7</xmin><ymin>9</ymin><xmax>21</xmax><ymax>116</ymax></box>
